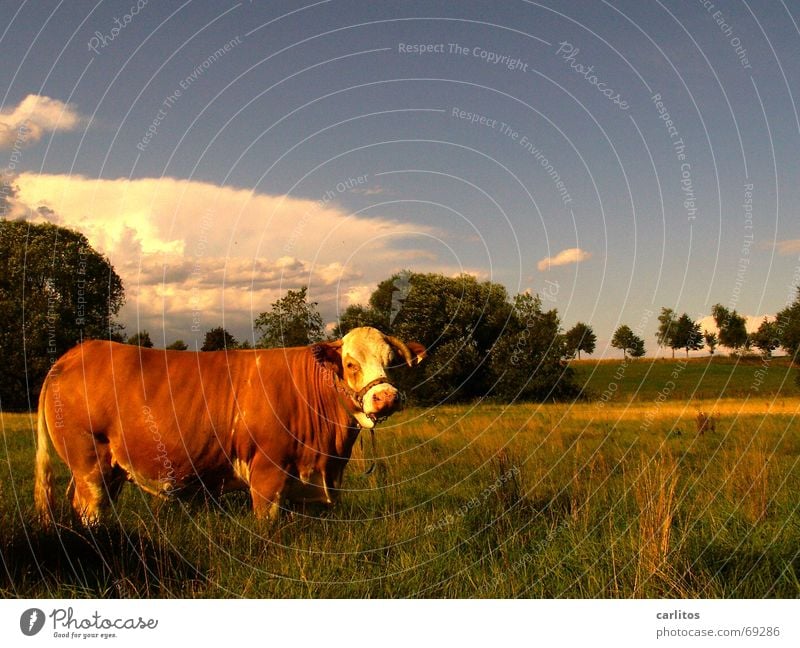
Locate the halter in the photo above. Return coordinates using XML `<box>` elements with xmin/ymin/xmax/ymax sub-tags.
<box><xmin>351</xmin><ymin>377</ymin><xmax>392</xmax><ymax>408</ymax></box>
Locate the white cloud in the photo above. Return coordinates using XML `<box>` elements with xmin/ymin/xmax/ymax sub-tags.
<box><xmin>0</xmin><ymin>95</ymin><xmax>83</xmax><ymax>150</ymax></box>
<box><xmin>350</xmin><ymin>185</ymin><xmax>387</xmax><ymax>196</ymax></box>
<box><xmin>537</xmin><ymin>247</ymin><xmax>591</xmax><ymax>271</ymax></box>
<box><xmin>9</xmin><ymin>173</ymin><xmax>438</xmax><ymax>340</ymax></box>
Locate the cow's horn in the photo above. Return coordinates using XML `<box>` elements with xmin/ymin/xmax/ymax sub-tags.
<box><xmin>384</xmin><ymin>335</ymin><xmax>417</xmax><ymax>367</ymax></box>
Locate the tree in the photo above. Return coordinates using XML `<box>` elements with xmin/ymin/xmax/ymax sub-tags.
<box><xmin>0</xmin><ymin>220</ymin><xmax>124</xmax><ymax>410</ymax></box>
<box><xmin>656</xmin><ymin>307</ymin><xmax>677</xmax><ymax>358</ymax></box>
<box><xmin>703</xmin><ymin>330</ymin><xmax>718</xmax><ymax>356</ymax></box>
<box><xmin>712</xmin><ymin>304</ymin><xmax>749</xmax><ymax>353</ymax></box>
<box><xmin>672</xmin><ymin>313</ymin><xmax>703</xmax><ymax>357</ymax></box>
<box><xmin>565</xmin><ymin>322</ymin><xmax>596</xmax><ymax>360</ymax></box>
<box><xmin>127</xmin><ymin>330</ymin><xmax>154</xmax><ymax>348</ymax></box>
<box><xmin>340</xmin><ymin>272</ymin><xmax>577</xmax><ymax>404</ymax></box>
<box><xmin>254</xmin><ymin>286</ymin><xmax>325</xmax><ymax>348</ymax></box>
<box><xmin>372</xmin><ymin>272</ymin><xmax>513</xmax><ymax>402</ymax></box>
<box><xmin>201</xmin><ymin>326</ymin><xmax>238</xmax><ymax>351</ymax></box>
<box><xmin>166</xmin><ymin>339</ymin><xmax>188</xmax><ymax>351</ymax></box>
<box><xmin>611</xmin><ymin>324</ymin><xmax>645</xmax><ymax>360</ymax></box>
<box><xmin>488</xmin><ymin>293</ymin><xmax>576</xmax><ymax>402</ymax></box>
<box><xmin>776</xmin><ymin>288</ymin><xmax>800</xmax><ymax>386</ymax></box>
<box><xmin>333</xmin><ymin>304</ymin><xmax>387</xmax><ymax>338</ymax></box>
<box><xmin>629</xmin><ymin>335</ymin><xmax>646</xmax><ymax>359</ymax></box>
<box><xmin>776</xmin><ymin>288</ymin><xmax>800</xmax><ymax>363</ymax></box>
<box><xmin>751</xmin><ymin>318</ymin><xmax>780</xmax><ymax>357</ymax></box>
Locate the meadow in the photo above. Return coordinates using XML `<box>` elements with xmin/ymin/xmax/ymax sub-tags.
<box><xmin>1</xmin><ymin>355</ymin><xmax>798</xmax><ymax>598</ymax></box>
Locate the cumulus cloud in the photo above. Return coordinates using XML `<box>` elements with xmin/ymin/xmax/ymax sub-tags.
<box><xmin>0</xmin><ymin>94</ymin><xmax>83</xmax><ymax>149</ymax></box>
<box><xmin>537</xmin><ymin>247</ymin><xmax>591</xmax><ymax>271</ymax></box>
<box><xmin>10</xmin><ymin>173</ymin><xmax>436</xmax><ymax>340</ymax></box>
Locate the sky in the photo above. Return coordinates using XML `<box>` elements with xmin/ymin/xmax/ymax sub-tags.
<box><xmin>1</xmin><ymin>0</ymin><xmax>799</xmax><ymax>355</ymax></box>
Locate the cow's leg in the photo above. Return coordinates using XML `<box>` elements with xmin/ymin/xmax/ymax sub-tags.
<box><xmin>62</xmin><ymin>431</ymin><xmax>120</xmax><ymax>525</ymax></box>
<box><xmin>71</xmin><ymin>467</ymin><xmax>106</xmax><ymax>525</ymax></box>
<box><xmin>249</xmin><ymin>459</ymin><xmax>289</xmax><ymax>522</ymax></box>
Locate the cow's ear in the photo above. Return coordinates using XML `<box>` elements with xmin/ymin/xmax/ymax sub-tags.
<box><xmin>312</xmin><ymin>340</ymin><xmax>343</xmax><ymax>375</ymax></box>
<box><xmin>385</xmin><ymin>335</ymin><xmax>427</xmax><ymax>367</ymax></box>
<box><xmin>405</xmin><ymin>341</ymin><xmax>427</xmax><ymax>366</ymax></box>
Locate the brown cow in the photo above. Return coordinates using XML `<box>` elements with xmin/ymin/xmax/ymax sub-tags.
<box><xmin>34</xmin><ymin>327</ymin><xmax>425</xmax><ymax>524</ymax></box>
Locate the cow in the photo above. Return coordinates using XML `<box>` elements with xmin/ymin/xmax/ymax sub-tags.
<box><xmin>34</xmin><ymin>327</ymin><xmax>425</xmax><ymax>525</ymax></box>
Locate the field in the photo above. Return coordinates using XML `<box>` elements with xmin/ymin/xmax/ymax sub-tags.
<box><xmin>1</xmin><ymin>356</ymin><xmax>798</xmax><ymax>598</ymax></box>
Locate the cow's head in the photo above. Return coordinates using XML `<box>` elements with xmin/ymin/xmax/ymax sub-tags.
<box><xmin>315</xmin><ymin>327</ymin><xmax>426</xmax><ymax>428</ymax></box>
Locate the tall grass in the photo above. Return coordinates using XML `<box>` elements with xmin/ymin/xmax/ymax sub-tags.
<box><xmin>632</xmin><ymin>451</ymin><xmax>679</xmax><ymax>595</ymax></box>
<box><xmin>2</xmin><ymin>392</ymin><xmax>799</xmax><ymax>598</ymax></box>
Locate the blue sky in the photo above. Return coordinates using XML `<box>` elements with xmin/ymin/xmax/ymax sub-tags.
<box><xmin>2</xmin><ymin>0</ymin><xmax>799</xmax><ymax>354</ymax></box>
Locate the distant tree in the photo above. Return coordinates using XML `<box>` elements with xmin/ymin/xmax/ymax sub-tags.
<box><xmin>703</xmin><ymin>330</ymin><xmax>718</xmax><ymax>356</ymax></box>
<box><xmin>656</xmin><ymin>307</ymin><xmax>677</xmax><ymax>357</ymax></box>
<box><xmin>238</xmin><ymin>338</ymin><xmax>253</xmax><ymax>350</ymax></box>
<box><xmin>254</xmin><ymin>286</ymin><xmax>325</xmax><ymax>348</ymax></box>
<box><xmin>166</xmin><ymin>339</ymin><xmax>188</xmax><ymax>351</ymax></box>
<box><xmin>0</xmin><ymin>220</ymin><xmax>125</xmax><ymax>410</ymax></box>
<box><xmin>751</xmin><ymin>318</ymin><xmax>780</xmax><ymax>357</ymax></box>
<box><xmin>611</xmin><ymin>325</ymin><xmax>645</xmax><ymax>360</ymax></box>
<box><xmin>127</xmin><ymin>330</ymin><xmax>154</xmax><ymax>348</ymax></box>
<box><xmin>565</xmin><ymin>322</ymin><xmax>596</xmax><ymax>360</ymax></box>
<box><xmin>712</xmin><ymin>304</ymin><xmax>749</xmax><ymax>353</ymax></box>
<box><xmin>672</xmin><ymin>313</ymin><xmax>703</xmax><ymax>357</ymax></box>
<box><xmin>201</xmin><ymin>326</ymin><xmax>238</xmax><ymax>351</ymax></box>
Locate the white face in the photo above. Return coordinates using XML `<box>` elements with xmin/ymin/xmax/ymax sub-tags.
<box><xmin>341</xmin><ymin>327</ymin><xmax>400</xmax><ymax>426</ymax></box>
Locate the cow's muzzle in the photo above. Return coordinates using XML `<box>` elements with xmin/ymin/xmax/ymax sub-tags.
<box><xmin>367</xmin><ymin>386</ymin><xmax>402</xmax><ymax>421</ymax></box>
<box><xmin>357</xmin><ymin>378</ymin><xmax>402</xmax><ymax>422</ymax></box>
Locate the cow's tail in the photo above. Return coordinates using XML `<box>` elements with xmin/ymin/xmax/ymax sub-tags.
<box><xmin>34</xmin><ymin>378</ymin><xmax>56</xmax><ymax>527</ymax></box>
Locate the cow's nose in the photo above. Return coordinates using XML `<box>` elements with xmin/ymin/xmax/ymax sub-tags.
<box><xmin>372</xmin><ymin>388</ymin><xmax>400</xmax><ymax>413</ymax></box>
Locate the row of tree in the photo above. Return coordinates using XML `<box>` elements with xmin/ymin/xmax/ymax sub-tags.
<box><xmin>135</xmin><ymin>303</ymin><xmax>789</xmax><ymax>362</ymax></box>
<box><xmin>646</xmin><ymin>304</ymin><xmax>793</xmax><ymax>359</ymax></box>
<box><xmin>127</xmin><ymin>286</ymin><xmax>327</xmax><ymax>352</ymax></box>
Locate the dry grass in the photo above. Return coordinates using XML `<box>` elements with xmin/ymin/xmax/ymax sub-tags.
<box><xmin>632</xmin><ymin>450</ymin><xmax>680</xmax><ymax>594</ymax></box>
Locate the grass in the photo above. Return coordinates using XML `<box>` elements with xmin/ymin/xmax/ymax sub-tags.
<box><xmin>571</xmin><ymin>354</ymin><xmax>796</xmax><ymax>402</ymax></box>
<box><xmin>1</xmin><ymin>356</ymin><xmax>799</xmax><ymax>597</ymax></box>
